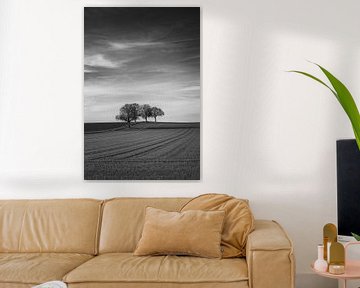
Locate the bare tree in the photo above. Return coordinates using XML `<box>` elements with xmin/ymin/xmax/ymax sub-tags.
<box><xmin>151</xmin><ymin>107</ymin><xmax>164</xmax><ymax>123</ymax></box>
<box><xmin>140</xmin><ymin>104</ymin><xmax>152</xmax><ymax>123</ymax></box>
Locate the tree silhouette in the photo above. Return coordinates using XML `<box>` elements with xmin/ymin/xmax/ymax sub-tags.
<box><xmin>116</xmin><ymin>104</ymin><xmax>165</xmax><ymax>126</ymax></box>
<box><xmin>129</xmin><ymin>103</ymin><xmax>141</xmax><ymax>124</ymax></box>
<box><xmin>140</xmin><ymin>104</ymin><xmax>152</xmax><ymax>123</ymax></box>
<box><xmin>116</xmin><ymin>104</ymin><xmax>132</xmax><ymax>128</ymax></box>
<box><xmin>151</xmin><ymin>107</ymin><xmax>164</xmax><ymax>123</ymax></box>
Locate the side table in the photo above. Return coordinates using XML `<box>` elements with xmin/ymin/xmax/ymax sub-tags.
<box><xmin>311</xmin><ymin>242</ymin><xmax>360</xmax><ymax>288</ymax></box>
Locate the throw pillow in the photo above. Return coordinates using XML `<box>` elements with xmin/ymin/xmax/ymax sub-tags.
<box><xmin>134</xmin><ymin>207</ymin><xmax>225</xmax><ymax>258</ymax></box>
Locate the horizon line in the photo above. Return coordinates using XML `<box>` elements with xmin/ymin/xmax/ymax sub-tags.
<box><xmin>84</xmin><ymin>120</ymin><xmax>200</xmax><ymax>124</ymax></box>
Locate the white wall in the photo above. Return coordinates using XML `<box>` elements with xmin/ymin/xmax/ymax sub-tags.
<box><xmin>1</xmin><ymin>0</ymin><xmax>360</xmax><ymax>287</ymax></box>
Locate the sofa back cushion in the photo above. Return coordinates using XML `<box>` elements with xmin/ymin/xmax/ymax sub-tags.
<box><xmin>181</xmin><ymin>194</ymin><xmax>254</xmax><ymax>258</ymax></box>
<box><xmin>99</xmin><ymin>198</ymin><xmax>189</xmax><ymax>253</ymax></box>
<box><xmin>0</xmin><ymin>199</ymin><xmax>102</xmax><ymax>254</ymax></box>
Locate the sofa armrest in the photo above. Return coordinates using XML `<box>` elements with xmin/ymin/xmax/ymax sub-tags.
<box><xmin>246</xmin><ymin>220</ymin><xmax>295</xmax><ymax>288</ymax></box>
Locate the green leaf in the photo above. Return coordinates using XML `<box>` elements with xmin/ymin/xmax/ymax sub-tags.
<box><xmin>316</xmin><ymin>64</ymin><xmax>360</xmax><ymax>147</ymax></box>
<box><xmin>289</xmin><ymin>64</ymin><xmax>360</xmax><ymax>150</ymax></box>
<box><xmin>351</xmin><ymin>232</ymin><xmax>360</xmax><ymax>241</ymax></box>
<box><xmin>353</xmin><ymin>127</ymin><xmax>360</xmax><ymax>150</ymax></box>
<box><xmin>288</xmin><ymin>70</ymin><xmax>337</xmax><ymax>99</ymax></box>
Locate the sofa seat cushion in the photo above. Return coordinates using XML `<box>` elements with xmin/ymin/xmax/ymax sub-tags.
<box><xmin>0</xmin><ymin>253</ymin><xmax>93</xmax><ymax>285</ymax></box>
<box><xmin>64</xmin><ymin>253</ymin><xmax>248</xmax><ymax>285</ymax></box>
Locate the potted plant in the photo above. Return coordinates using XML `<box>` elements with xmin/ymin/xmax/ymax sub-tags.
<box><xmin>290</xmin><ymin>63</ymin><xmax>360</xmax><ymax>149</ymax></box>
<box><xmin>290</xmin><ymin>63</ymin><xmax>360</xmax><ymax>240</ymax></box>
<box><xmin>352</xmin><ymin>233</ymin><xmax>360</xmax><ymax>241</ymax></box>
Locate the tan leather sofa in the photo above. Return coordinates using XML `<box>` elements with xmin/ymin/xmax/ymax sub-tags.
<box><xmin>0</xmin><ymin>198</ymin><xmax>295</xmax><ymax>288</ymax></box>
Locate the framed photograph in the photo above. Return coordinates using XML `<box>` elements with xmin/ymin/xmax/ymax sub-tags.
<box><xmin>84</xmin><ymin>7</ymin><xmax>200</xmax><ymax>180</ymax></box>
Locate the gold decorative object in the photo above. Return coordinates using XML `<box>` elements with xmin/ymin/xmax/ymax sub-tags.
<box><xmin>329</xmin><ymin>242</ymin><xmax>345</xmax><ymax>264</ymax></box>
<box><xmin>323</xmin><ymin>223</ymin><xmax>337</xmax><ymax>261</ymax></box>
<box><xmin>328</xmin><ymin>264</ymin><xmax>345</xmax><ymax>275</ymax></box>
<box><xmin>312</xmin><ymin>234</ymin><xmax>360</xmax><ymax>287</ymax></box>
<box><xmin>329</xmin><ymin>242</ymin><xmax>345</xmax><ymax>274</ymax></box>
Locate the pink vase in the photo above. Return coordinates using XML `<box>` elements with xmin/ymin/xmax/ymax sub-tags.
<box><xmin>314</xmin><ymin>244</ymin><xmax>328</xmax><ymax>272</ymax></box>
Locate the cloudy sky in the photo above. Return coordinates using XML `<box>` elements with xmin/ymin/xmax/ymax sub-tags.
<box><xmin>84</xmin><ymin>7</ymin><xmax>200</xmax><ymax>123</ymax></box>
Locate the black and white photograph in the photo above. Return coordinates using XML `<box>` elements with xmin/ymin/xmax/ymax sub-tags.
<box><xmin>84</xmin><ymin>7</ymin><xmax>200</xmax><ymax>180</ymax></box>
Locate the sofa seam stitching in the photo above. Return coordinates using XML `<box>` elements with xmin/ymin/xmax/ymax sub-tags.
<box><xmin>94</xmin><ymin>201</ymin><xmax>104</xmax><ymax>255</ymax></box>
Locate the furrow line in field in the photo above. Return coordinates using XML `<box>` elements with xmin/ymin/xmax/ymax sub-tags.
<box><xmin>87</xmin><ymin>129</ymin><xmax>192</xmax><ymax>160</ymax></box>
<box><xmin>85</xmin><ymin>128</ymin><xmax>146</xmax><ymax>143</ymax></box>
<box><xmin>85</xmin><ymin>128</ymin><xmax>177</xmax><ymax>147</ymax></box>
<box><xmin>86</xmin><ymin>159</ymin><xmax>200</xmax><ymax>163</ymax></box>
<box><xmin>112</xmin><ymin>129</ymin><xmax>194</xmax><ymax>160</ymax></box>
<box><xmin>88</xmin><ymin>129</ymin><xmax>191</xmax><ymax>160</ymax></box>
<box><xmin>84</xmin><ymin>125</ymin><xmax>128</xmax><ymax>134</ymax></box>
<box><xmin>164</xmin><ymin>129</ymin><xmax>200</xmax><ymax>159</ymax></box>
<box><xmin>85</xmin><ymin>129</ymin><xmax>181</xmax><ymax>154</ymax></box>
<box><xmin>132</xmin><ymin>129</ymin><xmax>199</xmax><ymax>160</ymax></box>
<box><xmin>85</xmin><ymin>129</ymin><xmax>186</xmax><ymax>156</ymax></box>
